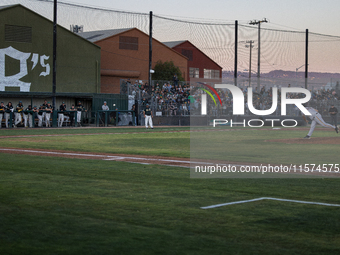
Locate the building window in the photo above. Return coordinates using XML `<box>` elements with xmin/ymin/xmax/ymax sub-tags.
<box><xmin>204</xmin><ymin>69</ymin><xmax>211</xmax><ymax>79</ymax></box>
<box><xmin>204</xmin><ymin>69</ymin><xmax>220</xmax><ymax>79</ymax></box>
<box><xmin>189</xmin><ymin>67</ymin><xmax>199</xmax><ymax>78</ymax></box>
<box><xmin>212</xmin><ymin>70</ymin><xmax>220</xmax><ymax>79</ymax></box>
<box><xmin>181</xmin><ymin>49</ymin><xmax>193</xmax><ymax>61</ymax></box>
<box><xmin>5</xmin><ymin>24</ymin><xmax>32</xmax><ymax>43</ymax></box>
<box><xmin>119</xmin><ymin>36</ymin><xmax>138</xmax><ymax>50</ymax></box>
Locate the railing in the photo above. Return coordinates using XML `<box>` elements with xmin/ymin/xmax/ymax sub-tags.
<box><xmin>96</xmin><ymin>110</ymin><xmax>135</xmax><ymax>127</ymax></box>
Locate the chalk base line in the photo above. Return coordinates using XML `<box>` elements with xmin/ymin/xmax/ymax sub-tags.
<box><xmin>201</xmin><ymin>197</ymin><xmax>340</xmax><ymax>209</ymax></box>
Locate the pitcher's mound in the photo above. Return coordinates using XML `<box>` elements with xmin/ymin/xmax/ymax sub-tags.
<box><xmin>266</xmin><ymin>137</ymin><xmax>340</xmax><ymax>144</ymax></box>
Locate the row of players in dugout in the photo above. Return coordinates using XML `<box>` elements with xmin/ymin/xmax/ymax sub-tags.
<box><xmin>0</xmin><ymin>100</ymin><xmax>87</xmax><ymax>128</ymax></box>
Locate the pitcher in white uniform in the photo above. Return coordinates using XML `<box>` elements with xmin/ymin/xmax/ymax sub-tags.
<box><xmin>302</xmin><ymin>106</ymin><xmax>338</xmax><ymax>139</ymax></box>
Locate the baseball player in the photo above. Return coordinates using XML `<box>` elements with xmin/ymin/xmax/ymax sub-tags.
<box><xmin>42</xmin><ymin>100</ymin><xmax>48</xmax><ymax>122</ymax></box>
<box><xmin>23</xmin><ymin>105</ymin><xmax>32</xmax><ymax>128</ymax></box>
<box><xmin>58</xmin><ymin>102</ymin><xmax>67</xmax><ymax>127</ymax></box>
<box><xmin>5</xmin><ymin>102</ymin><xmax>14</xmax><ymax>128</ymax></box>
<box><xmin>37</xmin><ymin>105</ymin><xmax>44</xmax><ymax>127</ymax></box>
<box><xmin>45</xmin><ymin>102</ymin><xmax>53</xmax><ymax>127</ymax></box>
<box><xmin>0</xmin><ymin>102</ymin><xmax>5</xmax><ymax>128</ymax></box>
<box><xmin>31</xmin><ymin>106</ymin><xmax>39</xmax><ymax>127</ymax></box>
<box><xmin>302</xmin><ymin>105</ymin><xmax>338</xmax><ymax>139</ymax></box>
<box><xmin>329</xmin><ymin>104</ymin><xmax>338</xmax><ymax>127</ymax></box>
<box><xmin>69</xmin><ymin>104</ymin><xmax>76</xmax><ymax>127</ymax></box>
<box><xmin>14</xmin><ymin>101</ymin><xmax>24</xmax><ymax>128</ymax></box>
<box><xmin>143</xmin><ymin>104</ymin><xmax>153</xmax><ymax>129</ymax></box>
<box><xmin>76</xmin><ymin>101</ymin><xmax>86</xmax><ymax>127</ymax></box>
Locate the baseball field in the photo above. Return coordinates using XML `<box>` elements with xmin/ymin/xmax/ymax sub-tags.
<box><xmin>1</xmin><ymin>126</ymin><xmax>340</xmax><ymax>254</ymax></box>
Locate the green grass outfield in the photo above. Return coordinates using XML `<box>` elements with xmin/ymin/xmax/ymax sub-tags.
<box><xmin>1</xmin><ymin>127</ymin><xmax>340</xmax><ymax>254</ymax></box>
<box><xmin>0</xmin><ymin>126</ymin><xmax>338</xmax><ymax>164</ymax></box>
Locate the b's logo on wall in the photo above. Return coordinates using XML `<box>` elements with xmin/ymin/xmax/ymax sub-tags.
<box><xmin>0</xmin><ymin>46</ymin><xmax>51</xmax><ymax>92</ymax></box>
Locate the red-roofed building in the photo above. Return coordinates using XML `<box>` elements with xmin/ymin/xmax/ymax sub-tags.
<box><xmin>163</xmin><ymin>40</ymin><xmax>222</xmax><ymax>84</ymax></box>
<box><xmin>79</xmin><ymin>28</ymin><xmax>188</xmax><ymax>94</ymax></box>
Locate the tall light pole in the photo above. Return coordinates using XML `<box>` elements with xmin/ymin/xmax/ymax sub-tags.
<box><xmin>52</xmin><ymin>0</ymin><xmax>57</xmax><ymax>127</ymax></box>
<box><xmin>245</xmin><ymin>40</ymin><xmax>254</xmax><ymax>87</ymax></box>
<box><xmin>249</xmin><ymin>18</ymin><xmax>268</xmax><ymax>92</ymax></box>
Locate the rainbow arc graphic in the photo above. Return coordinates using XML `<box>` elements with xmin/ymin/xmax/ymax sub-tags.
<box><xmin>197</xmin><ymin>83</ymin><xmax>222</xmax><ymax>106</ymax></box>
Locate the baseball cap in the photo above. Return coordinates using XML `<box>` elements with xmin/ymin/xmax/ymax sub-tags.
<box><xmin>104</xmin><ymin>101</ymin><xmax>107</xmax><ymax>103</ymax></box>
<box><xmin>62</xmin><ymin>102</ymin><xmax>65</xmax><ymax>104</ymax></box>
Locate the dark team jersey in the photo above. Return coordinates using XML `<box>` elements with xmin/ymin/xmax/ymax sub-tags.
<box><xmin>329</xmin><ymin>107</ymin><xmax>338</xmax><ymax>114</ymax></box>
<box><xmin>59</xmin><ymin>104</ymin><xmax>67</xmax><ymax>112</ymax></box>
<box><xmin>5</xmin><ymin>105</ymin><xmax>13</xmax><ymax>113</ymax></box>
<box><xmin>69</xmin><ymin>108</ymin><xmax>76</xmax><ymax>116</ymax></box>
<box><xmin>16</xmin><ymin>104</ymin><xmax>24</xmax><ymax>113</ymax></box>
<box><xmin>23</xmin><ymin>107</ymin><xmax>32</xmax><ymax>115</ymax></box>
<box><xmin>0</xmin><ymin>105</ymin><xmax>5</xmax><ymax>113</ymax></box>
<box><xmin>77</xmin><ymin>104</ymin><xmax>84</xmax><ymax>112</ymax></box>
<box><xmin>144</xmin><ymin>108</ymin><xmax>152</xmax><ymax>116</ymax></box>
<box><xmin>38</xmin><ymin>106</ymin><xmax>45</xmax><ymax>115</ymax></box>
<box><xmin>45</xmin><ymin>105</ymin><xmax>53</xmax><ymax>113</ymax></box>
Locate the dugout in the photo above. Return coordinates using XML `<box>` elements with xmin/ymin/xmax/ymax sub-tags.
<box><xmin>0</xmin><ymin>91</ymin><xmax>128</xmax><ymax>127</ymax></box>
<box><xmin>0</xmin><ymin>4</ymin><xmax>128</xmax><ymax>127</ymax></box>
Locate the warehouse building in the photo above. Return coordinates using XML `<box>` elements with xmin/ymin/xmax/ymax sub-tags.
<box><xmin>79</xmin><ymin>28</ymin><xmax>188</xmax><ymax>94</ymax></box>
<box><xmin>0</xmin><ymin>4</ymin><xmax>127</xmax><ymax>126</ymax></box>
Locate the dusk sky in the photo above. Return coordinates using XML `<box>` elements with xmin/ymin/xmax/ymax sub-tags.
<box><xmin>66</xmin><ymin>0</ymin><xmax>340</xmax><ymax>36</ymax></box>
<box><xmin>3</xmin><ymin>0</ymin><xmax>340</xmax><ymax>73</ymax></box>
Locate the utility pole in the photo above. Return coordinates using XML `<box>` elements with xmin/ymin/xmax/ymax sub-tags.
<box><xmin>52</xmin><ymin>0</ymin><xmax>57</xmax><ymax>127</ymax></box>
<box><xmin>249</xmin><ymin>18</ymin><xmax>268</xmax><ymax>92</ymax></box>
<box><xmin>245</xmin><ymin>40</ymin><xmax>254</xmax><ymax>87</ymax></box>
<box><xmin>234</xmin><ymin>20</ymin><xmax>238</xmax><ymax>86</ymax></box>
<box><xmin>148</xmin><ymin>11</ymin><xmax>153</xmax><ymax>88</ymax></box>
<box><xmin>305</xmin><ymin>29</ymin><xmax>309</xmax><ymax>89</ymax></box>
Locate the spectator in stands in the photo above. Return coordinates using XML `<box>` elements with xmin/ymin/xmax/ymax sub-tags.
<box><xmin>169</xmin><ymin>101</ymin><xmax>177</xmax><ymax>116</ymax></box>
<box><xmin>101</xmin><ymin>101</ymin><xmax>110</xmax><ymax>126</ymax></box>
<box><xmin>173</xmin><ymin>74</ymin><xmax>178</xmax><ymax>87</ymax></box>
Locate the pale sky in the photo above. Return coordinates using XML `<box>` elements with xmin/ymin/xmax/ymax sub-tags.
<box><xmin>65</xmin><ymin>0</ymin><xmax>340</xmax><ymax>36</ymax></box>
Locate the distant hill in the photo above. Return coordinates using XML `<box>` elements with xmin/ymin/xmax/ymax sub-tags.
<box><xmin>222</xmin><ymin>70</ymin><xmax>340</xmax><ymax>89</ymax></box>
<box><xmin>223</xmin><ymin>70</ymin><xmax>340</xmax><ymax>80</ymax></box>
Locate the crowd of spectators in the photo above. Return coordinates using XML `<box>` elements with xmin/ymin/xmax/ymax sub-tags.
<box><xmin>123</xmin><ymin>77</ymin><xmax>339</xmax><ymax>117</ymax></box>
<box><xmin>124</xmin><ymin>79</ymin><xmax>192</xmax><ymax>116</ymax></box>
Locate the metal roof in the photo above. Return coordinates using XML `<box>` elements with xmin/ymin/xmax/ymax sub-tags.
<box><xmin>78</xmin><ymin>28</ymin><xmax>133</xmax><ymax>42</ymax></box>
<box><xmin>162</xmin><ymin>41</ymin><xmax>186</xmax><ymax>48</ymax></box>
<box><xmin>0</xmin><ymin>4</ymin><xmax>16</xmax><ymax>10</ymax></box>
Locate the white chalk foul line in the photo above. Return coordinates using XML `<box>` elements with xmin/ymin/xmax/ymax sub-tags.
<box><xmin>0</xmin><ymin>148</ymin><xmax>193</xmax><ymax>165</ymax></box>
<box><xmin>201</xmin><ymin>197</ymin><xmax>340</xmax><ymax>209</ymax></box>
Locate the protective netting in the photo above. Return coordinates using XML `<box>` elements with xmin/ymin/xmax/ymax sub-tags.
<box><xmin>3</xmin><ymin>0</ymin><xmax>340</xmax><ymax>88</ymax></box>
